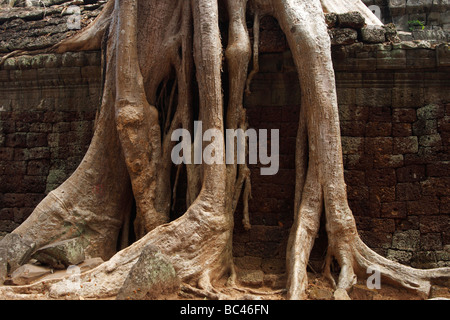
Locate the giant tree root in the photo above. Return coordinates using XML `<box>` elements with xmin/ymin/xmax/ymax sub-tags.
<box><xmin>1</xmin><ymin>0</ymin><xmax>449</xmax><ymax>300</ymax></box>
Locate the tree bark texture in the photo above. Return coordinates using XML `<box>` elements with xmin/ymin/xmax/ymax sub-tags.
<box><xmin>0</xmin><ymin>0</ymin><xmax>448</xmax><ymax>300</ymax></box>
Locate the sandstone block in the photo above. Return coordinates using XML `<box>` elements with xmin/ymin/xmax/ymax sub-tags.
<box><xmin>116</xmin><ymin>245</ymin><xmax>179</xmax><ymax>300</ymax></box>
<box><xmin>32</xmin><ymin>238</ymin><xmax>85</xmax><ymax>269</ymax></box>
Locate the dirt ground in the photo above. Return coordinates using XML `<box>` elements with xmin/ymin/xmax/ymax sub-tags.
<box><xmin>155</xmin><ymin>272</ymin><xmax>450</xmax><ymax>301</ymax></box>
<box><xmin>1</xmin><ymin>250</ymin><xmax>449</xmax><ymax>300</ymax></box>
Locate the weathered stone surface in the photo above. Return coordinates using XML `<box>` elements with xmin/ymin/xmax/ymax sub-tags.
<box><xmin>324</xmin><ymin>13</ymin><xmax>338</xmax><ymax>28</ymax></box>
<box><xmin>387</xmin><ymin>249</ymin><xmax>413</xmax><ymax>264</ymax></box>
<box><xmin>437</xmin><ymin>43</ymin><xmax>450</xmax><ymax>66</ymax></box>
<box><xmin>337</xmin><ymin>12</ymin><xmax>365</xmax><ymax>29</ymax></box>
<box><xmin>11</xmin><ymin>263</ymin><xmax>52</xmax><ymax>285</ymax></box>
<box><xmin>417</xmin><ymin>104</ymin><xmax>444</xmax><ymax>120</ymax></box>
<box><xmin>116</xmin><ymin>245</ymin><xmax>179</xmax><ymax>300</ymax></box>
<box><xmin>329</xmin><ymin>28</ymin><xmax>358</xmax><ymax>46</ymax></box>
<box><xmin>0</xmin><ymin>232</ymin><xmax>35</xmax><ymax>272</ymax></box>
<box><xmin>32</xmin><ymin>238</ymin><xmax>85</xmax><ymax>269</ymax></box>
<box><xmin>392</xmin><ymin>230</ymin><xmax>420</xmax><ymax>251</ymax></box>
<box><xmin>361</xmin><ymin>26</ymin><xmax>387</xmax><ymax>43</ymax></box>
<box><xmin>237</xmin><ymin>269</ymin><xmax>265</xmax><ymax>288</ymax></box>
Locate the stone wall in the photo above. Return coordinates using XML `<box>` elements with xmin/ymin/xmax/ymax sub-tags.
<box><xmin>333</xmin><ymin>42</ymin><xmax>450</xmax><ymax>269</ymax></box>
<box><xmin>0</xmin><ymin>51</ymin><xmax>101</xmax><ymax>233</ymax></box>
<box><xmin>362</xmin><ymin>0</ymin><xmax>449</xmax><ymax>41</ymax></box>
<box><xmin>0</xmin><ymin>17</ymin><xmax>449</xmax><ymax>285</ymax></box>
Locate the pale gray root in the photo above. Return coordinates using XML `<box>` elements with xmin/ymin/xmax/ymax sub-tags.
<box><xmin>275</xmin><ymin>0</ymin><xmax>450</xmax><ymax>299</ymax></box>
<box><xmin>114</xmin><ymin>0</ymin><xmax>165</xmax><ymax>239</ymax></box>
<box><xmin>245</xmin><ymin>10</ymin><xmax>259</xmax><ymax>96</ymax></box>
<box><xmin>224</xmin><ymin>0</ymin><xmax>254</xmax><ymax>233</ymax></box>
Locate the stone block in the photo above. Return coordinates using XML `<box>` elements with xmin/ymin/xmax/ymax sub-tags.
<box><xmin>392</xmin><ymin>108</ymin><xmax>417</xmax><ymax>123</ymax></box>
<box><xmin>440</xmin><ymin>197</ymin><xmax>450</xmax><ymax>214</ymax></box>
<box><xmin>370</xmin><ymin>185</ymin><xmax>397</xmax><ymax>202</ymax></box>
<box><xmin>419</xmin><ymin>134</ymin><xmax>442</xmax><ymax>147</ymax></box>
<box><xmin>381</xmin><ymin>201</ymin><xmax>407</xmax><ymax>218</ymax></box>
<box><xmin>417</xmin><ymin>104</ymin><xmax>444</xmax><ymax>120</ymax></box>
<box><xmin>396</xmin><ymin>165</ymin><xmax>426</xmax><ymax>182</ymax></box>
<box><xmin>365</xmin><ymin>137</ymin><xmax>393</xmax><ymax>154</ymax></box>
<box><xmin>396</xmin><ymin>182</ymin><xmax>421</xmax><ymax>200</ymax></box>
<box><xmin>325</xmin><ymin>13</ymin><xmax>338</xmax><ymax>28</ymax></box>
<box><xmin>329</xmin><ymin>28</ymin><xmax>358</xmax><ymax>46</ymax></box>
<box><xmin>392</xmin><ymin>230</ymin><xmax>420</xmax><ymax>251</ymax></box>
<box><xmin>359</xmin><ymin>231</ymin><xmax>393</xmax><ymax>248</ymax></box>
<box><xmin>27</xmin><ymin>160</ymin><xmax>50</xmax><ymax>176</ymax></box>
<box><xmin>116</xmin><ymin>245</ymin><xmax>179</xmax><ymax>300</ymax></box>
<box><xmin>262</xmin><ymin>258</ymin><xmax>285</xmax><ymax>274</ymax></box>
<box><xmin>366</xmin><ymin>168</ymin><xmax>397</xmax><ymax>186</ymax></box>
<box><xmin>61</xmin><ymin>52</ymin><xmax>87</xmax><ymax>68</ymax></box>
<box><xmin>340</xmin><ymin>121</ymin><xmax>366</xmax><ymax>136</ymax></box>
<box><xmin>393</xmin><ymin>123</ymin><xmax>412</xmax><ymax>136</ymax></box>
<box><xmin>420</xmin><ymin>215</ymin><xmax>450</xmax><ymax>233</ymax></box>
<box><xmin>341</xmin><ymin>137</ymin><xmax>364</xmax><ymax>155</ymax></box>
<box><xmin>406</xmin><ymin>0</ymin><xmax>433</xmax><ymax>14</ymax></box>
<box><xmin>11</xmin><ymin>263</ymin><xmax>52</xmax><ymax>285</ymax></box>
<box><xmin>237</xmin><ymin>269</ymin><xmax>265</xmax><ymax>288</ymax></box>
<box><xmin>406</xmin><ymin>49</ymin><xmax>437</xmax><ymax>68</ymax></box>
<box><xmin>338</xmin><ymin>105</ymin><xmax>369</xmax><ymax>121</ymax></box>
<box><xmin>32</xmin><ymin>238</ymin><xmax>85</xmax><ymax>269</ymax></box>
<box><xmin>263</xmin><ymin>273</ymin><xmax>286</xmax><ymax>289</ymax></box>
<box><xmin>389</xmin><ymin>0</ymin><xmax>407</xmax><ymax>16</ymax></box>
<box><xmin>436</xmin><ymin>43</ymin><xmax>450</xmax><ymax>67</ymax></box>
<box><xmin>369</xmin><ymin>106</ymin><xmax>393</xmax><ymax>122</ymax></box>
<box><xmin>0</xmin><ymin>148</ymin><xmax>14</xmax><ymax>161</ymax></box>
<box><xmin>345</xmin><ymin>154</ymin><xmax>374</xmax><ymax>170</ymax></box>
<box><xmin>337</xmin><ymin>12</ymin><xmax>366</xmax><ymax>29</ymax></box>
<box><xmin>387</xmin><ymin>249</ymin><xmax>413</xmax><ymax>264</ymax></box>
<box><xmin>26</xmin><ymin>132</ymin><xmax>47</xmax><ymax>148</ymax></box>
<box><xmin>371</xmin><ymin>218</ymin><xmax>396</xmax><ymax>233</ymax></box>
<box><xmin>391</xmin><ymin>87</ymin><xmax>424</xmax><ymax>108</ymax></box>
<box><xmin>406</xmin><ymin>197</ymin><xmax>440</xmax><ymax>215</ymax></box>
<box><xmin>396</xmin><ymin>216</ymin><xmax>419</xmax><ymax>230</ymax></box>
<box><xmin>234</xmin><ymin>256</ymin><xmax>262</xmax><ymax>270</ymax></box>
<box><xmin>356</xmin><ymin>88</ymin><xmax>391</xmax><ymax>108</ymax></box>
<box><xmin>420</xmin><ymin>177</ymin><xmax>450</xmax><ymax>197</ymax></box>
<box><xmin>376</xmin><ymin>49</ymin><xmax>407</xmax><ymax>69</ymax></box>
<box><xmin>0</xmin><ymin>233</ymin><xmax>36</xmax><ymax>272</ymax></box>
<box><xmin>393</xmin><ymin>136</ymin><xmax>419</xmax><ymax>154</ymax></box>
<box><xmin>366</xmin><ymin>122</ymin><xmax>392</xmax><ymax>136</ymax></box>
<box><xmin>361</xmin><ymin>26</ymin><xmax>387</xmax><ymax>43</ymax></box>
<box><xmin>373</xmin><ymin>154</ymin><xmax>404</xmax><ymax>168</ymax></box>
<box><xmin>413</xmin><ymin>119</ymin><xmax>438</xmax><ymax>136</ymax></box>
<box><xmin>5</xmin><ymin>133</ymin><xmax>27</xmax><ymax>148</ymax></box>
<box><xmin>421</xmin><ymin>233</ymin><xmax>443</xmax><ymax>250</ymax></box>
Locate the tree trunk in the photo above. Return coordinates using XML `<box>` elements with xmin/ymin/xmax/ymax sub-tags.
<box><xmin>0</xmin><ymin>0</ymin><xmax>448</xmax><ymax>300</ymax></box>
